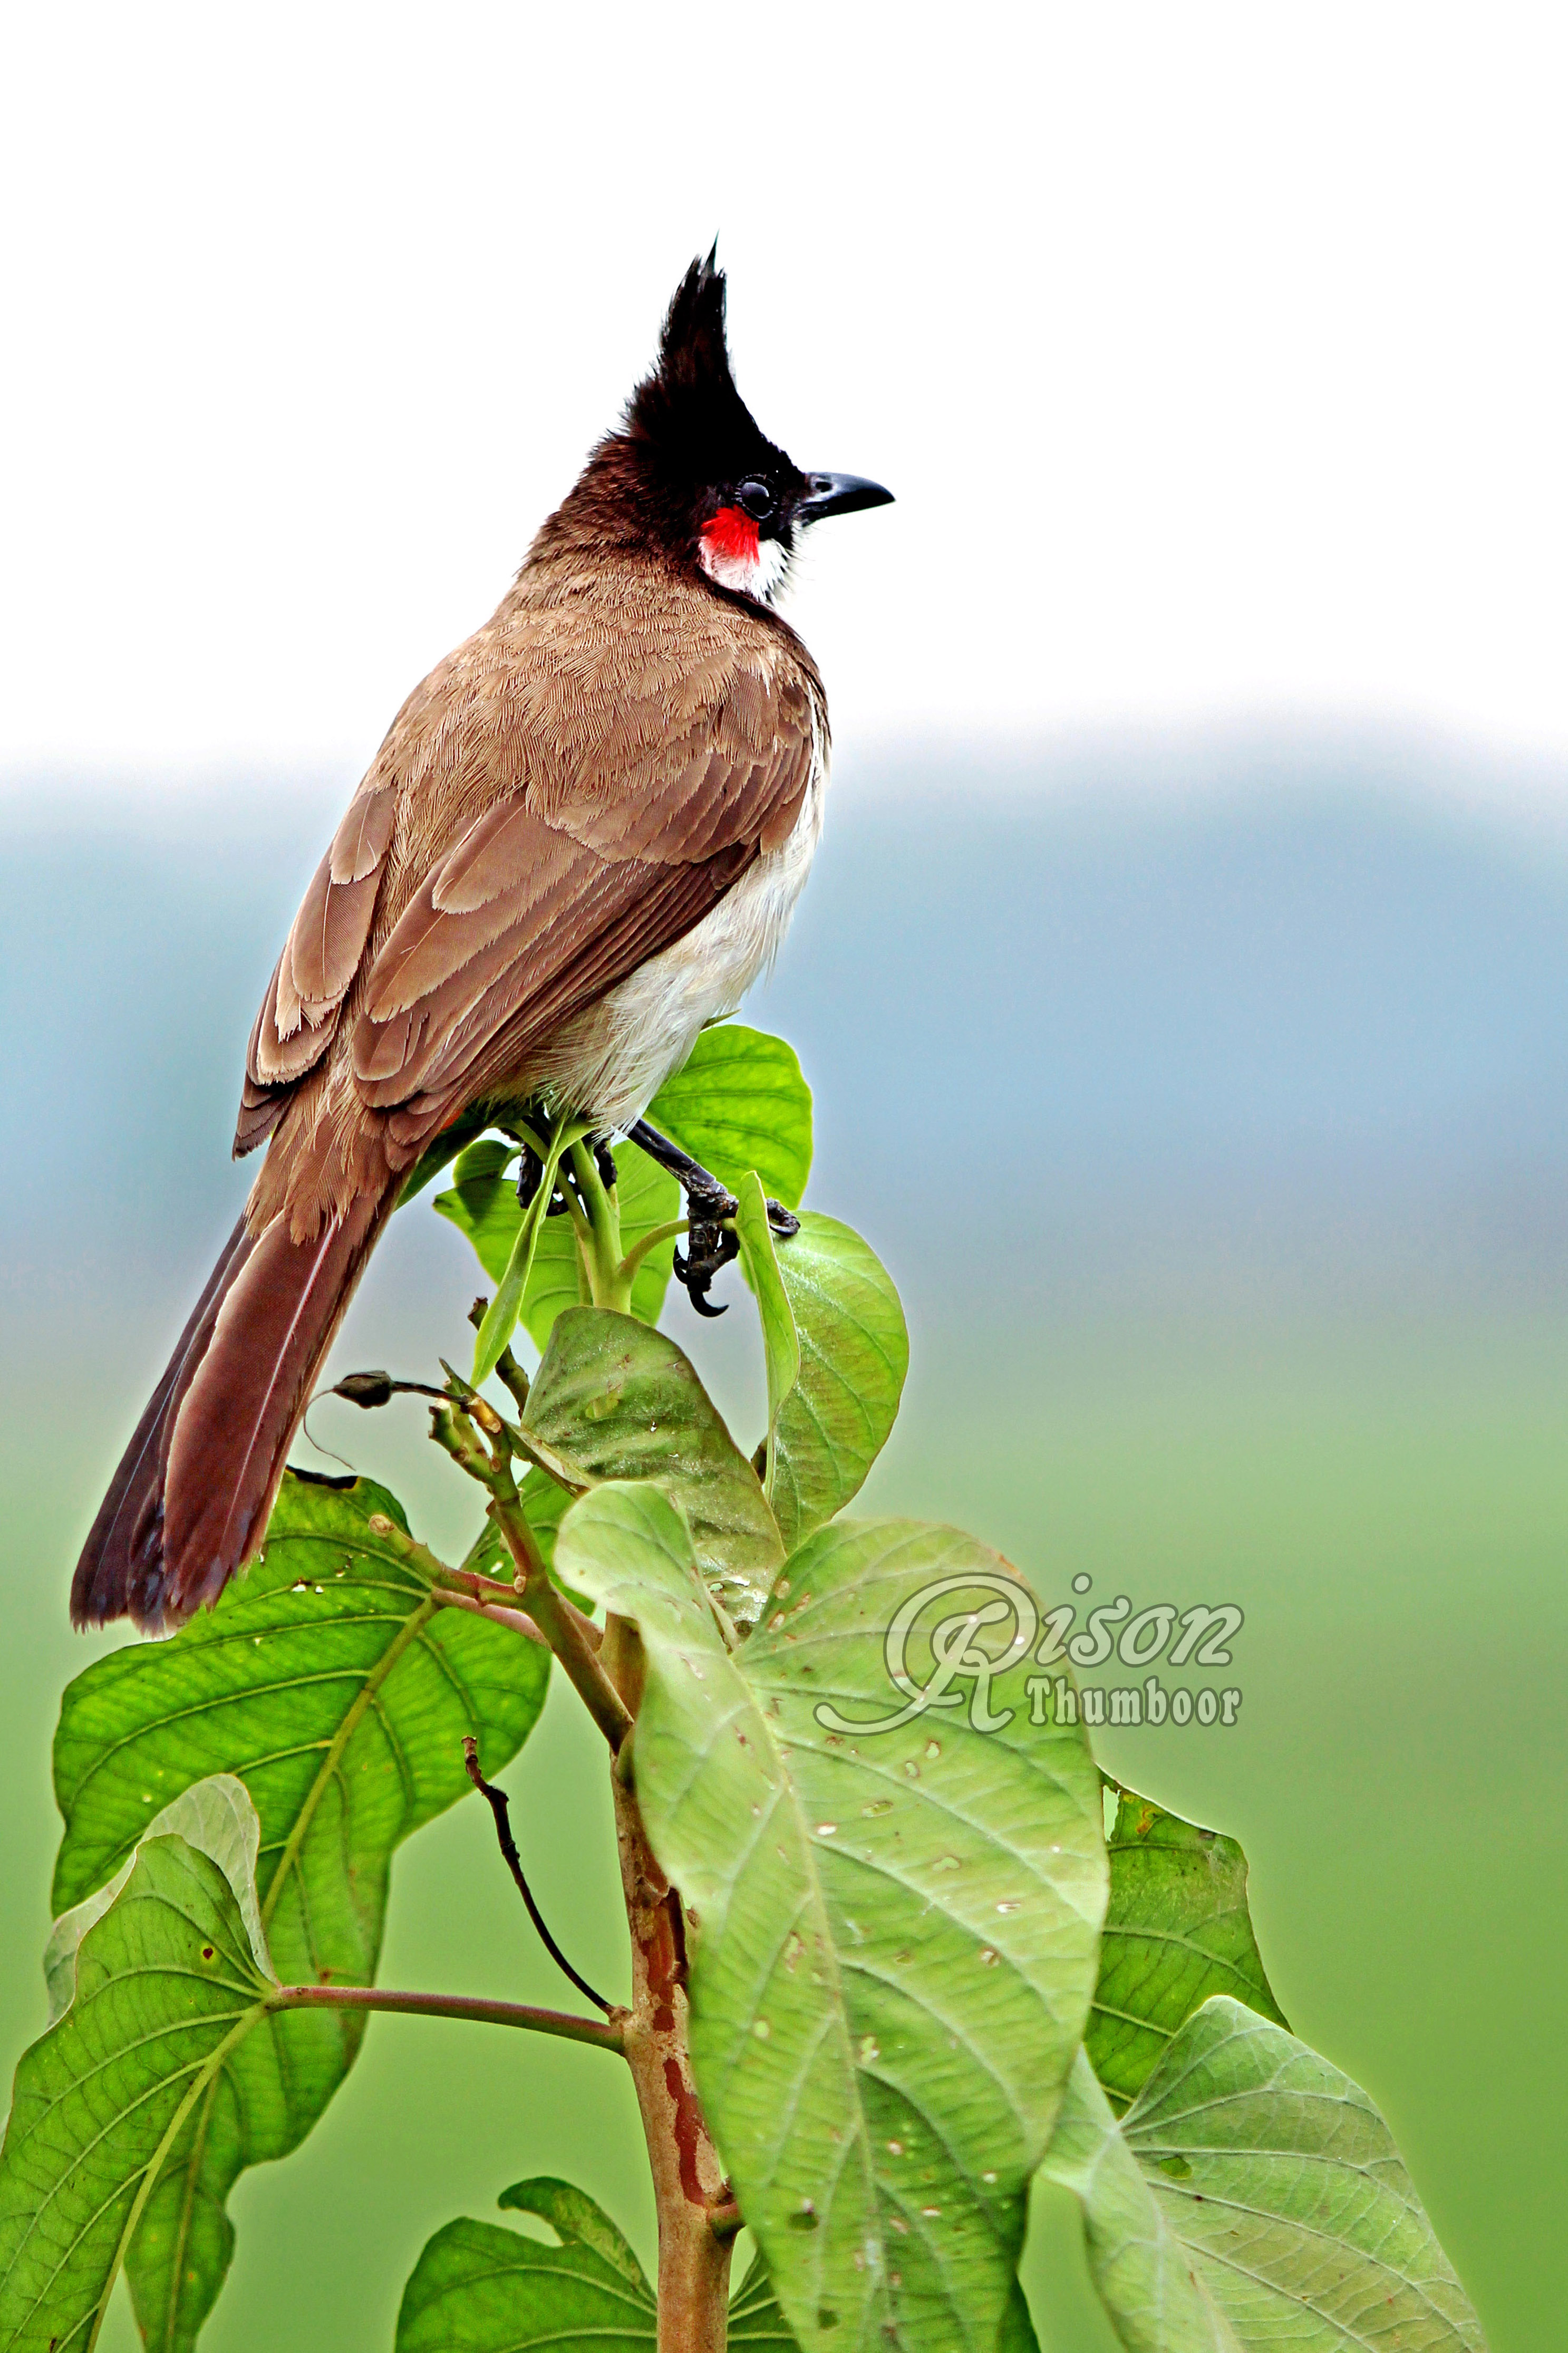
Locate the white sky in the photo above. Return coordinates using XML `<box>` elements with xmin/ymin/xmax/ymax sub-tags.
<box><xmin>4</xmin><ymin>3</ymin><xmax>1567</xmax><ymax>792</ymax></box>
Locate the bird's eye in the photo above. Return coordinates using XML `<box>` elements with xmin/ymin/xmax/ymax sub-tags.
<box><xmin>735</xmin><ymin>479</ymin><xmax>774</xmax><ymax>520</ymax></box>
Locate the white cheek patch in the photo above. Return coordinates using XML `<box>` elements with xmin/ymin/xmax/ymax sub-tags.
<box><xmin>699</xmin><ymin>535</ymin><xmax>791</xmax><ymax>603</ymax></box>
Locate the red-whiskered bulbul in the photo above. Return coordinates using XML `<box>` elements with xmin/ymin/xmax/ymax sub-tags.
<box><xmin>72</xmin><ymin>249</ymin><xmax>891</xmax><ymax>1635</ymax></box>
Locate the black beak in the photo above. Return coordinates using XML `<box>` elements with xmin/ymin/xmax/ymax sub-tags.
<box><xmin>796</xmin><ymin>471</ymin><xmax>895</xmax><ymax>523</ymax></box>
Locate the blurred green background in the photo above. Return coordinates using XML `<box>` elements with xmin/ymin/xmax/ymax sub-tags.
<box><xmin>2</xmin><ymin>730</ymin><xmax>1564</xmax><ymax>2349</ymax></box>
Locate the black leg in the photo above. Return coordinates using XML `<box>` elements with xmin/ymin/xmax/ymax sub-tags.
<box><xmin>626</xmin><ymin>1118</ymin><xmax>783</xmax><ymax>1317</ymax></box>
<box><xmin>626</xmin><ymin>1120</ymin><xmax>801</xmax><ymax>1241</ymax></box>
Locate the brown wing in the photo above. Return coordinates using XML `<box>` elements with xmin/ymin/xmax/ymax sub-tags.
<box><xmin>235</xmin><ymin>780</ymin><xmax>396</xmax><ymax>1153</ymax></box>
<box><xmin>353</xmin><ymin>654</ymin><xmax>815</xmax><ymax>1157</ymax></box>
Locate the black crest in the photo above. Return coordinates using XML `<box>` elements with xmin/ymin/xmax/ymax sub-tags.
<box><xmin>623</xmin><ymin>246</ymin><xmax>791</xmax><ymax>503</ymax></box>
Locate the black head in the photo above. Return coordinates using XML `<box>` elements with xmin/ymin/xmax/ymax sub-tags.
<box><xmin>612</xmin><ymin>248</ymin><xmax>892</xmax><ymax>602</ymax></box>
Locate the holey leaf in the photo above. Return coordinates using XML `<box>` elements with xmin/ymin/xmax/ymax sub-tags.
<box><xmin>557</xmin><ymin>1488</ymin><xmax>1107</xmax><ymax>2353</ymax></box>
<box><xmin>522</xmin><ymin>1308</ymin><xmax>783</xmax><ymax>1625</ymax></box>
<box><xmin>734</xmin><ymin>1197</ymin><xmax>909</xmax><ymax>1552</ymax></box>
<box><xmin>49</xmin><ymin>1471</ymin><xmax>549</xmax><ymax>2353</ymax></box>
<box><xmin>0</xmin><ymin>1785</ymin><xmax>282</xmax><ymax>2353</ymax></box>
<box><xmin>645</xmin><ymin>1023</ymin><xmax>814</xmax><ymax>1210</ymax></box>
<box><xmin>1043</xmin><ymin>2000</ymin><xmax>1487</xmax><ymax>2353</ymax></box>
<box><xmin>1089</xmin><ymin>1785</ymin><xmax>1286</xmax><ymax>2115</ymax></box>
<box><xmin>396</xmin><ymin>2177</ymin><xmax>655</xmax><ymax>2353</ymax></box>
<box><xmin>435</xmin><ymin>1137</ymin><xmax>681</xmax><ymax>1348</ymax></box>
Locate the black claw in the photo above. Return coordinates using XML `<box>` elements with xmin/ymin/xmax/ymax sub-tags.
<box><xmin>516</xmin><ymin>1144</ymin><xmax>543</xmax><ymax>1208</ymax></box>
<box><xmin>593</xmin><ymin>1136</ymin><xmax>618</xmax><ymax>1189</ymax></box>
<box><xmin>766</xmin><ymin>1200</ymin><xmax>800</xmax><ymax>1239</ymax></box>
<box><xmin>673</xmin><ymin>1245</ymin><xmax>730</xmax><ymax>1317</ymax></box>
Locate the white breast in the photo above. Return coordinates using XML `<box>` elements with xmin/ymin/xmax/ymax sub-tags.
<box><xmin>542</xmin><ymin>716</ymin><xmax>827</xmax><ymax>1135</ymax></box>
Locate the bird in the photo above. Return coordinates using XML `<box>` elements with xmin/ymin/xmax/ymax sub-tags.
<box><xmin>71</xmin><ymin>248</ymin><xmax>892</xmax><ymax>1636</ymax></box>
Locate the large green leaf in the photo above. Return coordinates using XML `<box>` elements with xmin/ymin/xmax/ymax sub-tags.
<box><xmin>1041</xmin><ymin>2054</ymin><xmax>1241</xmax><ymax>2351</ymax></box>
<box><xmin>644</xmin><ymin>1023</ymin><xmax>813</xmax><ymax>1209</ymax></box>
<box><xmin>1088</xmin><ymin>1786</ymin><xmax>1286</xmax><ymax>2114</ymax></box>
<box><xmin>522</xmin><ymin>1308</ymin><xmax>783</xmax><ymax>1625</ymax></box>
<box><xmin>50</xmin><ymin>1472</ymin><xmax>549</xmax><ymax>2353</ymax></box>
<box><xmin>557</xmin><ymin>1487</ymin><xmax>1107</xmax><ymax>2353</ymax></box>
<box><xmin>0</xmin><ymin>1792</ymin><xmax>282</xmax><ymax>2353</ymax></box>
<box><xmin>434</xmin><ymin>1138</ymin><xmax>681</xmax><ymax>1347</ymax></box>
<box><xmin>395</xmin><ymin>2179</ymin><xmax>656</xmax><ymax>2353</ymax></box>
<box><xmin>1044</xmin><ymin>2000</ymin><xmax>1486</xmax><ymax>2352</ymax></box>
<box><xmin>727</xmin><ymin>2252</ymin><xmax>1043</xmax><ymax>2352</ymax></box>
<box><xmin>734</xmin><ymin>1207</ymin><xmax>909</xmax><ymax>1551</ymax></box>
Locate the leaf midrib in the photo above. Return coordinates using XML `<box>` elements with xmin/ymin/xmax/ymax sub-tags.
<box><xmin>259</xmin><ymin>1595</ymin><xmax>440</xmax><ymax>1933</ymax></box>
<box><xmin>680</xmin><ymin>1651</ymin><xmax>887</xmax><ymax>2334</ymax></box>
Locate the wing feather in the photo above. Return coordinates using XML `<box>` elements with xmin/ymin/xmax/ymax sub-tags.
<box><xmin>236</xmin><ymin>782</ymin><xmax>396</xmax><ymax>1148</ymax></box>
<box><xmin>234</xmin><ymin>607</ymin><xmax>820</xmax><ymax>1166</ymax></box>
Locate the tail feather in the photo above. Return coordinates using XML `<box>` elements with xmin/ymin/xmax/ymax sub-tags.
<box><xmin>71</xmin><ymin>1216</ymin><xmax>255</xmax><ymax>1629</ymax></box>
<box><xmin>72</xmin><ymin>1186</ymin><xmax>392</xmax><ymax>1633</ymax></box>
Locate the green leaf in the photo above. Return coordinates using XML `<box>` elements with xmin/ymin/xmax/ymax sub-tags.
<box><xmin>434</xmin><ymin>1140</ymin><xmax>681</xmax><ymax>1348</ymax></box>
<box><xmin>44</xmin><ymin>1774</ymin><xmax>267</xmax><ymax>2028</ymax></box>
<box><xmin>727</xmin><ymin>2252</ymin><xmax>1041</xmax><ymax>2352</ymax></box>
<box><xmin>732</xmin><ymin>1175</ymin><xmax>799</xmax><ymax>1503</ymax></box>
<box><xmin>395</xmin><ymin>2182</ymin><xmax>657</xmax><ymax>2353</ymax></box>
<box><xmin>522</xmin><ymin>1308</ymin><xmax>783</xmax><ymax>1625</ymax></box>
<box><xmin>739</xmin><ymin>1212</ymin><xmax>909</xmax><ymax>1551</ymax></box>
<box><xmin>473</xmin><ymin>1120</ymin><xmax>587</xmax><ymax>1383</ymax></box>
<box><xmin>50</xmin><ymin>1472</ymin><xmax>549</xmax><ymax>2353</ymax></box>
<box><xmin>1040</xmin><ymin>2054</ymin><xmax>1241</xmax><ymax>2352</ymax></box>
<box><xmin>1045</xmin><ymin>2000</ymin><xmax>1487</xmax><ymax>2352</ymax></box>
<box><xmin>645</xmin><ymin>1023</ymin><xmax>813</xmax><ymax>1209</ymax></box>
<box><xmin>496</xmin><ymin>2177</ymin><xmax>651</xmax><ymax>2298</ymax></box>
<box><xmin>1088</xmin><ymin>1785</ymin><xmax>1287</xmax><ymax>2114</ymax></box>
<box><xmin>728</xmin><ymin>2249</ymin><xmax>800</xmax><ymax>2347</ymax></box>
<box><xmin>0</xmin><ymin>1793</ymin><xmax>283</xmax><ymax>2353</ymax></box>
<box><xmin>556</xmin><ymin>1488</ymin><xmax>1107</xmax><ymax>2353</ymax></box>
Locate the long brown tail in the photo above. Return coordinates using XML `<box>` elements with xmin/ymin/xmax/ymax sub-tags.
<box><xmin>72</xmin><ymin>1184</ymin><xmax>393</xmax><ymax>1633</ymax></box>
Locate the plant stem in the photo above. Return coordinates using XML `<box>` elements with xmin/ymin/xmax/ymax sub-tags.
<box><xmin>490</xmin><ymin>1492</ymin><xmax>633</xmax><ymax>1752</ymax></box>
<box><xmin>267</xmin><ymin>1984</ymin><xmax>624</xmax><ymax>2051</ymax></box>
<box><xmin>604</xmin><ymin>1615</ymin><xmax>735</xmax><ymax>2353</ymax></box>
<box><xmin>430</xmin><ymin>1586</ymin><xmax>545</xmax><ymax>1644</ymax></box>
<box><xmin>566</xmin><ymin>1139</ymin><xmax>634</xmax><ymax>1311</ymax></box>
<box><xmin>617</xmin><ymin>1217</ymin><xmax>691</xmax><ymax>1286</ymax></box>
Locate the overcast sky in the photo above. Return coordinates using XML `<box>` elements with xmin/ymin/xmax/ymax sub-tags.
<box><xmin>4</xmin><ymin>3</ymin><xmax>1567</xmax><ymax>797</ymax></box>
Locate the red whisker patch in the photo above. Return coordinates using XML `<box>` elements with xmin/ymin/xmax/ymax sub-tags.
<box><xmin>702</xmin><ymin>507</ymin><xmax>760</xmax><ymax>565</ymax></box>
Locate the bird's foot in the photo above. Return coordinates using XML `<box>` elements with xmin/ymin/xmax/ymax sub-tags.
<box><xmin>625</xmin><ymin>1117</ymin><xmax>799</xmax><ymax>1314</ymax></box>
<box><xmin>674</xmin><ymin>1174</ymin><xmax>740</xmax><ymax>1317</ymax></box>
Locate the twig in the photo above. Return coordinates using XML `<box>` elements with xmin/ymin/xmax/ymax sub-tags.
<box><xmin>462</xmin><ymin>1737</ymin><xmax>613</xmax><ymax>2013</ymax></box>
<box><xmin>267</xmin><ymin>1983</ymin><xmax>624</xmax><ymax>2051</ymax></box>
<box><xmin>705</xmin><ymin>2198</ymin><xmax>744</xmax><ymax>2243</ymax></box>
<box><xmin>431</xmin><ymin>1588</ymin><xmax>546</xmax><ymax>1644</ymax></box>
<box><xmin>489</xmin><ymin>1494</ymin><xmax>632</xmax><ymax>1752</ymax></box>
